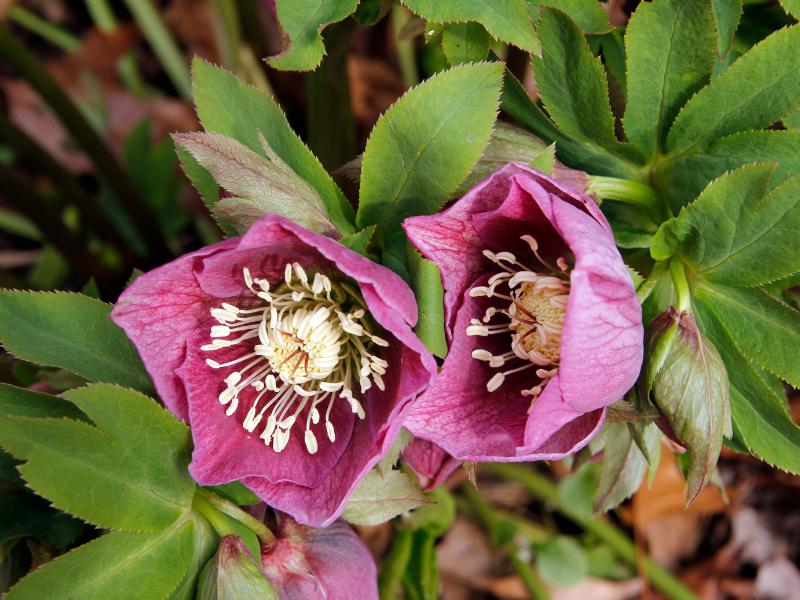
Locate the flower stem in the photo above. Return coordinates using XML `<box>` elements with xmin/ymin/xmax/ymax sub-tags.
<box><xmin>7</xmin><ymin>6</ymin><xmax>80</xmax><ymax>52</ymax></box>
<box><xmin>669</xmin><ymin>259</ymin><xmax>692</xmax><ymax>312</ymax></box>
<box><xmin>484</xmin><ymin>464</ymin><xmax>701</xmax><ymax>600</ymax></box>
<box><xmin>378</xmin><ymin>528</ymin><xmax>414</xmax><ymax>600</ymax></box>
<box><xmin>195</xmin><ymin>488</ymin><xmax>275</xmax><ymax>548</ymax></box>
<box><xmin>587</xmin><ymin>176</ymin><xmax>666</xmax><ymax>221</ymax></box>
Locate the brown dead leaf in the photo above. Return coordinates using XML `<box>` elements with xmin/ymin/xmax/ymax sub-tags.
<box><xmin>348</xmin><ymin>54</ymin><xmax>405</xmax><ymax>134</ymax></box>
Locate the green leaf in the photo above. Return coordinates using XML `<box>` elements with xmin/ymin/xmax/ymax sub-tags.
<box><xmin>173</xmin><ymin>131</ymin><xmax>334</xmax><ymax>234</ymax></box>
<box><xmin>623</xmin><ymin>0</ymin><xmax>715</xmax><ymax>157</ymax></box>
<box><xmin>339</xmin><ymin>226</ymin><xmax>375</xmax><ymax>256</ymax></box>
<box><xmin>342</xmin><ymin>469</ymin><xmax>428</xmax><ymax>526</ymax></box>
<box><xmin>407</xmin><ymin>250</ymin><xmax>447</xmax><ymax>358</ymax></box>
<box><xmin>535</xmin><ymin>537</ymin><xmax>589</xmax><ymax>587</ymax></box>
<box><xmin>401</xmin><ymin>0</ymin><xmax>538</xmax><ymax>52</ymax></box>
<box><xmin>167</xmin><ymin>515</ymin><xmax>218</xmax><ymax>600</ymax></box>
<box><xmin>203</xmin><ymin>483</ymin><xmax>260</xmax><ymax>507</ymax></box>
<box><xmin>780</xmin><ymin>0</ymin><xmax>800</xmax><ymax>19</ymax></box>
<box><xmin>527</xmin><ymin>0</ymin><xmax>610</xmax><ymax>34</ymax></box>
<box><xmin>500</xmin><ymin>67</ymin><xmax>641</xmax><ymax>178</ymax></box>
<box><xmin>267</xmin><ymin>0</ymin><xmax>358</xmax><ymax>71</ymax></box>
<box><xmin>694</xmin><ymin>299</ymin><xmax>800</xmax><ymax>473</ymax></box>
<box><xmin>0</xmin><ymin>385</ymin><xmax>194</xmax><ymax>532</ymax></box>
<box><xmin>401</xmin><ymin>530</ymin><xmax>439</xmax><ymax>600</ymax></box>
<box><xmin>441</xmin><ymin>22</ymin><xmax>490</xmax><ymax>65</ymax></box>
<box><xmin>532</xmin><ymin>7</ymin><xmax>639</xmax><ymax>163</ymax></box>
<box><xmin>529</xmin><ymin>143</ymin><xmax>556</xmax><ymax>175</ymax></box>
<box><xmin>5</xmin><ymin>516</ymin><xmax>200</xmax><ymax>600</ymax></box>
<box><xmin>356</xmin><ymin>62</ymin><xmax>503</xmax><ymax>245</ymax></box>
<box><xmin>0</xmin><ymin>383</ymin><xmax>84</xmax><ymax>421</ymax></box>
<box><xmin>0</xmin><ymin>291</ymin><xmax>153</xmax><ymax>395</ymax></box>
<box><xmin>694</xmin><ymin>283</ymin><xmax>800</xmax><ymax>388</ymax></box>
<box><xmin>651</xmin><ymin>163</ymin><xmax>773</xmax><ymax>263</ymax></box>
<box><xmin>594</xmin><ymin>422</ymin><xmax>660</xmax><ymax>512</ymax></box>
<box><xmin>191</xmin><ymin>58</ymin><xmax>354</xmax><ymax>234</ymax></box>
<box><xmin>556</xmin><ymin>464</ymin><xmax>595</xmax><ymax>521</ymax></box>
<box><xmin>0</xmin><ymin>492</ymin><xmax>83</xmax><ymax>549</ymax></box>
<box><xmin>666</xmin><ymin>25</ymin><xmax>800</xmax><ymax>154</ymax></box>
<box><xmin>711</xmin><ymin>0</ymin><xmax>742</xmax><ymax>56</ymax></box>
<box><xmin>654</xmin><ymin>165</ymin><xmax>800</xmax><ymax>286</ymax></box>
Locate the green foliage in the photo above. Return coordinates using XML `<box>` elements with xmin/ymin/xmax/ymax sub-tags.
<box><xmin>196</xmin><ymin>537</ymin><xmax>277</xmax><ymax>600</ymax></box>
<box><xmin>191</xmin><ymin>58</ymin><xmax>354</xmax><ymax>234</ymax></box>
<box><xmin>267</xmin><ymin>0</ymin><xmax>358</xmax><ymax>71</ymax></box>
<box><xmin>173</xmin><ymin>131</ymin><xmax>334</xmax><ymax>234</ymax></box>
<box><xmin>623</xmin><ymin>0</ymin><xmax>715</xmax><ymax>158</ymax></box>
<box><xmin>356</xmin><ymin>62</ymin><xmax>503</xmax><ymax>246</ymax></box>
<box><xmin>710</xmin><ymin>0</ymin><xmax>743</xmax><ymax>56</ymax></box>
<box><xmin>534</xmin><ymin>536</ymin><xmax>589</xmax><ymax>587</ymax></box>
<box><xmin>401</xmin><ymin>0</ymin><xmax>538</xmax><ymax>52</ymax></box>
<box><xmin>342</xmin><ymin>469</ymin><xmax>428</xmax><ymax>526</ymax></box>
<box><xmin>407</xmin><ymin>249</ymin><xmax>447</xmax><ymax>358</ymax></box>
<box><xmin>527</xmin><ymin>0</ymin><xmax>610</xmax><ymax>34</ymax></box>
<box><xmin>666</xmin><ymin>24</ymin><xmax>800</xmax><ymax>154</ymax></box>
<box><xmin>0</xmin><ymin>385</ymin><xmax>194</xmax><ymax>531</ymax></box>
<box><xmin>0</xmin><ymin>383</ymin><xmax>84</xmax><ymax>420</ymax></box>
<box><xmin>0</xmin><ymin>492</ymin><xmax>83</xmax><ymax>550</ymax></box>
<box><xmin>593</xmin><ymin>422</ymin><xmax>660</xmax><ymax>513</ymax></box>
<box><xmin>441</xmin><ymin>22</ymin><xmax>490</xmax><ymax>65</ymax></box>
<box><xmin>0</xmin><ymin>291</ymin><xmax>153</xmax><ymax>395</ymax></box>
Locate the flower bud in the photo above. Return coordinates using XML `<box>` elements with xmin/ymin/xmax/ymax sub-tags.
<box><xmin>640</xmin><ymin>307</ymin><xmax>731</xmax><ymax>502</ymax></box>
<box><xmin>197</xmin><ymin>536</ymin><xmax>278</xmax><ymax>600</ymax></box>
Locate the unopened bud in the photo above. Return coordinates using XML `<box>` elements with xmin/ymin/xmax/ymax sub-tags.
<box><xmin>640</xmin><ymin>307</ymin><xmax>731</xmax><ymax>502</ymax></box>
<box><xmin>197</xmin><ymin>536</ymin><xmax>277</xmax><ymax>600</ymax></box>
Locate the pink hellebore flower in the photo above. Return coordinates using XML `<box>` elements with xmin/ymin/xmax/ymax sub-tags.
<box><xmin>261</xmin><ymin>516</ymin><xmax>378</xmax><ymax>600</ymax></box>
<box><xmin>403</xmin><ymin>164</ymin><xmax>643</xmax><ymax>461</ymax></box>
<box><xmin>402</xmin><ymin>439</ymin><xmax>460</xmax><ymax>490</ymax></box>
<box><xmin>111</xmin><ymin>214</ymin><xmax>435</xmax><ymax>526</ymax></box>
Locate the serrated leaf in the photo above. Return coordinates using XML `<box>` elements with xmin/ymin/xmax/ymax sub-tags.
<box><xmin>377</xmin><ymin>428</ymin><xmax>413</xmax><ymax>476</ymax></box>
<box><xmin>339</xmin><ymin>226</ymin><xmax>375</xmax><ymax>256</ymax></box>
<box><xmin>666</xmin><ymin>24</ymin><xmax>800</xmax><ymax>154</ymax></box>
<box><xmin>342</xmin><ymin>469</ymin><xmax>428</xmax><ymax>526</ymax></box>
<box><xmin>167</xmin><ymin>515</ymin><xmax>218</xmax><ymax>600</ymax></box>
<box><xmin>711</xmin><ymin>0</ymin><xmax>742</xmax><ymax>56</ymax></box>
<box><xmin>356</xmin><ymin>62</ymin><xmax>503</xmax><ymax>245</ymax></box>
<box><xmin>191</xmin><ymin>58</ymin><xmax>354</xmax><ymax>234</ymax></box>
<box><xmin>694</xmin><ymin>283</ymin><xmax>800</xmax><ymax>388</ymax></box>
<box><xmin>623</xmin><ymin>0</ymin><xmax>715</xmax><ymax>157</ymax></box>
<box><xmin>267</xmin><ymin>0</ymin><xmax>358</xmax><ymax>71</ymax></box>
<box><xmin>0</xmin><ymin>291</ymin><xmax>153</xmax><ymax>395</ymax></box>
<box><xmin>441</xmin><ymin>22</ymin><xmax>490</xmax><ymax>65</ymax></box>
<box><xmin>694</xmin><ymin>299</ymin><xmax>800</xmax><ymax>473</ymax></box>
<box><xmin>401</xmin><ymin>0</ymin><xmax>538</xmax><ymax>52</ymax></box>
<box><xmin>528</xmin><ymin>0</ymin><xmax>610</xmax><ymax>34</ymax></box>
<box><xmin>529</xmin><ymin>143</ymin><xmax>556</xmax><ymax>175</ymax></box>
<box><xmin>651</xmin><ymin>163</ymin><xmax>773</xmax><ymax>264</ymax></box>
<box><xmin>500</xmin><ymin>67</ymin><xmax>641</xmax><ymax>178</ymax></box>
<box><xmin>0</xmin><ymin>385</ymin><xmax>194</xmax><ymax>532</ymax></box>
<box><xmin>407</xmin><ymin>250</ymin><xmax>447</xmax><ymax>358</ymax></box>
<box><xmin>532</xmin><ymin>7</ymin><xmax>640</xmax><ymax>163</ymax></box>
<box><xmin>657</xmin><ymin>130</ymin><xmax>800</xmax><ymax>210</ymax></box>
<box><xmin>594</xmin><ymin>422</ymin><xmax>660</xmax><ymax>512</ymax></box>
<box><xmin>5</xmin><ymin>516</ymin><xmax>199</xmax><ymax>600</ymax></box>
<box><xmin>0</xmin><ymin>383</ymin><xmax>85</xmax><ymax>421</ymax></box>
<box><xmin>780</xmin><ymin>0</ymin><xmax>800</xmax><ymax>19</ymax></box>
<box><xmin>173</xmin><ymin>131</ymin><xmax>334</xmax><ymax>234</ymax></box>
<box><xmin>402</xmin><ymin>530</ymin><xmax>439</xmax><ymax>600</ymax></box>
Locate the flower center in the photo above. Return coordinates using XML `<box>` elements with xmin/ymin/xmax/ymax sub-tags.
<box><xmin>202</xmin><ymin>264</ymin><xmax>388</xmax><ymax>455</ymax></box>
<box><xmin>466</xmin><ymin>235</ymin><xmax>570</xmax><ymax>404</ymax></box>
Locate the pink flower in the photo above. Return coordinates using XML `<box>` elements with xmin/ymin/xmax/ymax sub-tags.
<box><xmin>402</xmin><ymin>164</ymin><xmax>643</xmax><ymax>461</ymax></box>
<box><xmin>261</xmin><ymin>516</ymin><xmax>377</xmax><ymax>600</ymax></box>
<box><xmin>111</xmin><ymin>214</ymin><xmax>435</xmax><ymax>526</ymax></box>
<box><xmin>402</xmin><ymin>440</ymin><xmax>460</xmax><ymax>490</ymax></box>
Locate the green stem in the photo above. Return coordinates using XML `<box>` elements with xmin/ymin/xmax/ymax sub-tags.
<box><xmin>306</xmin><ymin>20</ymin><xmax>357</xmax><ymax>170</ymax></box>
<box><xmin>391</xmin><ymin>5</ymin><xmax>419</xmax><ymax>87</ymax></box>
<box><xmin>461</xmin><ymin>486</ymin><xmax>551</xmax><ymax>600</ymax></box>
<box><xmin>7</xmin><ymin>7</ymin><xmax>80</xmax><ymax>52</ymax></box>
<box><xmin>670</xmin><ymin>259</ymin><xmax>692</xmax><ymax>312</ymax></box>
<box><xmin>195</xmin><ymin>488</ymin><xmax>275</xmax><ymax>548</ymax></box>
<box><xmin>587</xmin><ymin>176</ymin><xmax>663</xmax><ymax>215</ymax></box>
<box><xmin>636</xmin><ymin>260</ymin><xmax>668</xmax><ymax>304</ymax></box>
<box><xmin>122</xmin><ymin>0</ymin><xmax>192</xmax><ymax>100</ymax></box>
<box><xmin>484</xmin><ymin>464</ymin><xmax>700</xmax><ymax>600</ymax></box>
<box><xmin>84</xmin><ymin>0</ymin><xmax>117</xmax><ymax>30</ymax></box>
<box><xmin>0</xmin><ymin>22</ymin><xmax>171</xmax><ymax>263</ymax></box>
<box><xmin>378</xmin><ymin>528</ymin><xmax>414</xmax><ymax>600</ymax></box>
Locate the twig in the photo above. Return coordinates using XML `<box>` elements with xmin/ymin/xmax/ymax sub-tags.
<box><xmin>484</xmin><ymin>463</ymin><xmax>701</xmax><ymax>600</ymax></box>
